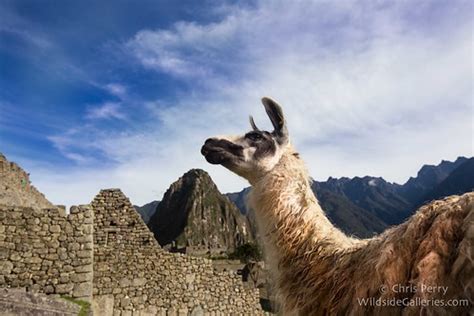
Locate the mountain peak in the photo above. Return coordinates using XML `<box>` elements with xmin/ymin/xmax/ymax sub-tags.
<box><xmin>417</xmin><ymin>157</ymin><xmax>468</xmax><ymax>178</ymax></box>
<box><xmin>148</xmin><ymin>169</ymin><xmax>252</xmax><ymax>256</ymax></box>
<box><xmin>454</xmin><ymin>156</ymin><xmax>468</xmax><ymax>164</ymax></box>
<box><xmin>180</xmin><ymin>169</ymin><xmax>216</xmax><ymax>188</ymax></box>
<box><xmin>400</xmin><ymin>156</ymin><xmax>471</xmax><ymax>204</ymax></box>
<box><xmin>183</xmin><ymin>168</ymin><xmax>209</xmax><ymax>178</ymax></box>
<box><xmin>420</xmin><ymin>157</ymin><xmax>474</xmax><ymax>203</ymax></box>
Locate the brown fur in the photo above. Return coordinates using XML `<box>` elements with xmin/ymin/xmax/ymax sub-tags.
<box><xmin>249</xmin><ymin>149</ymin><xmax>474</xmax><ymax>315</ymax></box>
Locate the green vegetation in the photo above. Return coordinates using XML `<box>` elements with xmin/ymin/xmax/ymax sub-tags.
<box><xmin>209</xmin><ymin>254</ymin><xmax>229</xmax><ymax>260</ymax></box>
<box><xmin>60</xmin><ymin>296</ymin><xmax>91</xmax><ymax>316</ymax></box>
<box><xmin>228</xmin><ymin>243</ymin><xmax>262</xmax><ymax>263</ymax></box>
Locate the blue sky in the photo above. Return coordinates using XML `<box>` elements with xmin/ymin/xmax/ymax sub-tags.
<box><xmin>1</xmin><ymin>0</ymin><xmax>472</xmax><ymax>206</ymax></box>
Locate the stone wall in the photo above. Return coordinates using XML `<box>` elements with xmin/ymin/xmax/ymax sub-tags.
<box><xmin>92</xmin><ymin>189</ymin><xmax>262</xmax><ymax>315</ymax></box>
<box><xmin>0</xmin><ymin>154</ymin><xmax>53</xmax><ymax>208</ymax></box>
<box><xmin>0</xmin><ymin>186</ymin><xmax>263</xmax><ymax>315</ymax></box>
<box><xmin>0</xmin><ymin>205</ymin><xmax>93</xmax><ymax>300</ymax></box>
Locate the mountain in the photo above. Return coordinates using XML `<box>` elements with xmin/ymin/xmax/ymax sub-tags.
<box><xmin>227</xmin><ymin>157</ymin><xmax>473</xmax><ymax>238</ymax></box>
<box><xmin>147</xmin><ymin>169</ymin><xmax>253</xmax><ymax>256</ymax></box>
<box><xmin>313</xmin><ymin>176</ymin><xmax>412</xmax><ymax>226</ymax></box>
<box><xmin>0</xmin><ymin>153</ymin><xmax>54</xmax><ymax>209</ymax></box>
<box><xmin>227</xmin><ymin>184</ymin><xmax>387</xmax><ymax>238</ymax></box>
<box><xmin>398</xmin><ymin>157</ymin><xmax>468</xmax><ymax>205</ymax></box>
<box><xmin>420</xmin><ymin>158</ymin><xmax>474</xmax><ymax>204</ymax></box>
<box><xmin>134</xmin><ymin>200</ymin><xmax>159</xmax><ymax>224</ymax></box>
<box><xmin>313</xmin><ymin>187</ymin><xmax>387</xmax><ymax>237</ymax></box>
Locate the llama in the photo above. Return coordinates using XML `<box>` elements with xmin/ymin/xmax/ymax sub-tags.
<box><xmin>201</xmin><ymin>97</ymin><xmax>474</xmax><ymax>315</ymax></box>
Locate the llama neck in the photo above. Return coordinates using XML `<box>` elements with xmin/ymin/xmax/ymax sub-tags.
<box><xmin>249</xmin><ymin>151</ymin><xmax>359</xmax><ymax>309</ymax></box>
<box><xmin>250</xmin><ymin>151</ymin><xmax>354</xmax><ymax>252</ymax></box>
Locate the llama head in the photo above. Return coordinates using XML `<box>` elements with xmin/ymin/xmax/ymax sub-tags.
<box><xmin>201</xmin><ymin>97</ymin><xmax>290</xmax><ymax>183</ymax></box>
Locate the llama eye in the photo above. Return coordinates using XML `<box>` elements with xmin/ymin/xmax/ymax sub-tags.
<box><xmin>245</xmin><ymin>133</ymin><xmax>263</xmax><ymax>141</ymax></box>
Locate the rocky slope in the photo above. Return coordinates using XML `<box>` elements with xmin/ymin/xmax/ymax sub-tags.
<box><xmin>420</xmin><ymin>157</ymin><xmax>474</xmax><ymax>204</ymax></box>
<box><xmin>0</xmin><ymin>153</ymin><xmax>53</xmax><ymax>208</ymax></box>
<box><xmin>313</xmin><ymin>176</ymin><xmax>412</xmax><ymax>226</ymax></box>
<box><xmin>312</xmin><ymin>186</ymin><xmax>387</xmax><ymax>237</ymax></box>
<box><xmin>397</xmin><ymin>156</ymin><xmax>468</xmax><ymax>205</ymax></box>
<box><xmin>147</xmin><ymin>169</ymin><xmax>253</xmax><ymax>256</ymax></box>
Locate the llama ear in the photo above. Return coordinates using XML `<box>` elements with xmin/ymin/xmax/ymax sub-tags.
<box><xmin>261</xmin><ymin>97</ymin><xmax>288</xmax><ymax>144</ymax></box>
<box><xmin>249</xmin><ymin>115</ymin><xmax>260</xmax><ymax>131</ymax></box>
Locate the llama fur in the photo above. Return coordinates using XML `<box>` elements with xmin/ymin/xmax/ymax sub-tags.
<box><xmin>201</xmin><ymin>97</ymin><xmax>474</xmax><ymax>315</ymax></box>
<box><xmin>249</xmin><ymin>147</ymin><xmax>473</xmax><ymax>315</ymax></box>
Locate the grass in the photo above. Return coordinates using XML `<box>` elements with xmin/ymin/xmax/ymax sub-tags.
<box><xmin>60</xmin><ymin>296</ymin><xmax>91</xmax><ymax>316</ymax></box>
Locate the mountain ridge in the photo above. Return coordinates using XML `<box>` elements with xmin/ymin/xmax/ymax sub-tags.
<box><xmin>397</xmin><ymin>156</ymin><xmax>468</xmax><ymax>205</ymax></box>
<box><xmin>227</xmin><ymin>156</ymin><xmax>473</xmax><ymax>237</ymax></box>
<box><xmin>419</xmin><ymin>158</ymin><xmax>474</xmax><ymax>205</ymax></box>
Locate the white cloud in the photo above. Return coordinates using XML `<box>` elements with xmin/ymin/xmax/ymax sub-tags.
<box><xmin>126</xmin><ymin>18</ymin><xmax>242</xmax><ymax>77</ymax></box>
<box><xmin>85</xmin><ymin>102</ymin><xmax>127</xmax><ymax>120</ymax></box>
<box><xmin>33</xmin><ymin>0</ymin><xmax>472</xmax><ymax>206</ymax></box>
<box><xmin>105</xmin><ymin>83</ymin><xmax>127</xmax><ymax>98</ymax></box>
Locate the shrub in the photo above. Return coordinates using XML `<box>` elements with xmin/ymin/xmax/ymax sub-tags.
<box><xmin>228</xmin><ymin>243</ymin><xmax>262</xmax><ymax>263</ymax></box>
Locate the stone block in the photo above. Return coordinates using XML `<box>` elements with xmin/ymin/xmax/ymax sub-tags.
<box><xmin>1</xmin><ymin>260</ymin><xmax>14</xmax><ymax>274</ymax></box>
<box><xmin>177</xmin><ymin>308</ymin><xmax>188</xmax><ymax>316</ymax></box>
<box><xmin>55</xmin><ymin>283</ymin><xmax>74</xmax><ymax>294</ymax></box>
<box><xmin>45</xmin><ymin>253</ymin><xmax>58</xmax><ymax>261</ymax></box>
<box><xmin>73</xmin><ymin>282</ymin><xmax>92</xmax><ymax>298</ymax></box>
<box><xmin>92</xmin><ymin>295</ymin><xmax>114</xmax><ymax>316</ymax></box>
<box><xmin>49</xmin><ymin>225</ymin><xmax>61</xmax><ymax>233</ymax></box>
<box><xmin>120</xmin><ymin>296</ymin><xmax>131</xmax><ymax>308</ymax></box>
<box><xmin>71</xmin><ymin>272</ymin><xmax>91</xmax><ymax>283</ymax></box>
<box><xmin>112</xmin><ymin>287</ymin><xmax>122</xmax><ymax>294</ymax></box>
<box><xmin>139</xmin><ymin>306</ymin><xmax>159</xmax><ymax>316</ymax></box>
<box><xmin>120</xmin><ymin>277</ymin><xmax>132</xmax><ymax>287</ymax></box>
<box><xmin>25</xmin><ymin>256</ymin><xmax>42</xmax><ymax>264</ymax></box>
<box><xmin>44</xmin><ymin>285</ymin><xmax>55</xmax><ymax>294</ymax></box>
<box><xmin>191</xmin><ymin>306</ymin><xmax>204</xmax><ymax>316</ymax></box>
<box><xmin>185</xmin><ymin>273</ymin><xmax>195</xmax><ymax>284</ymax></box>
<box><xmin>75</xmin><ymin>264</ymin><xmax>93</xmax><ymax>273</ymax></box>
<box><xmin>132</xmin><ymin>277</ymin><xmax>147</xmax><ymax>287</ymax></box>
<box><xmin>77</xmin><ymin>250</ymin><xmax>90</xmax><ymax>259</ymax></box>
<box><xmin>59</xmin><ymin>273</ymin><xmax>69</xmax><ymax>284</ymax></box>
<box><xmin>9</xmin><ymin>253</ymin><xmax>21</xmax><ymax>262</ymax></box>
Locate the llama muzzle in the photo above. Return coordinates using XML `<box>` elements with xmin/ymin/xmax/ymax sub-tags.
<box><xmin>201</xmin><ymin>138</ymin><xmax>244</xmax><ymax>165</ymax></box>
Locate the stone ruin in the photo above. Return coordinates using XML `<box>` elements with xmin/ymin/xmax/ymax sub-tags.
<box><xmin>0</xmin><ymin>188</ymin><xmax>263</xmax><ymax>315</ymax></box>
<box><xmin>92</xmin><ymin>189</ymin><xmax>262</xmax><ymax>315</ymax></box>
<box><xmin>0</xmin><ymin>154</ymin><xmax>53</xmax><ymax>209</ymax></box>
